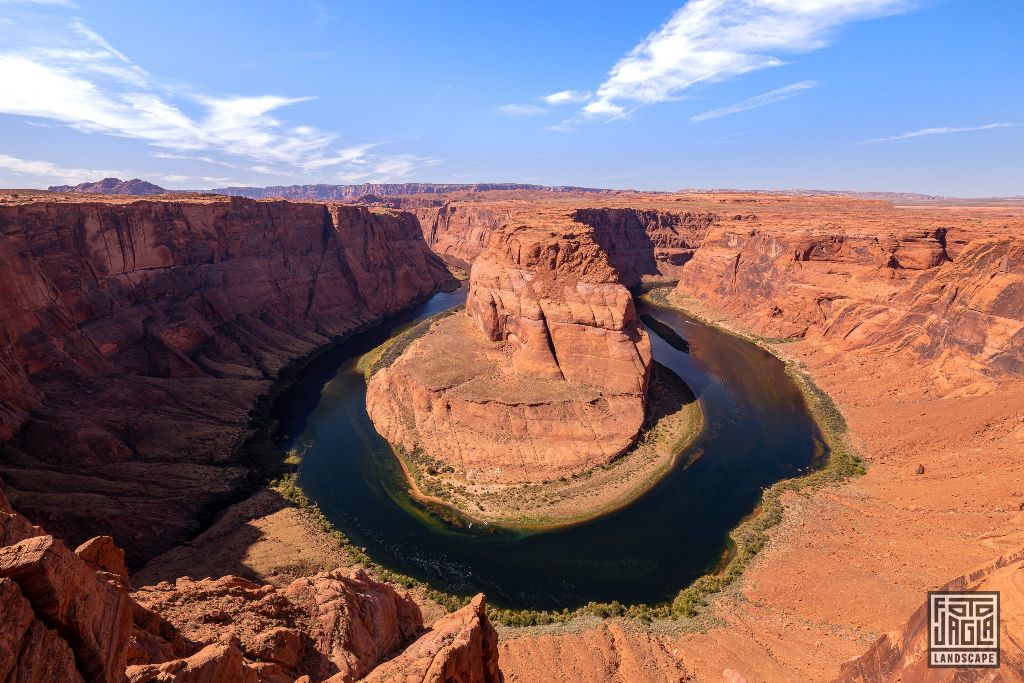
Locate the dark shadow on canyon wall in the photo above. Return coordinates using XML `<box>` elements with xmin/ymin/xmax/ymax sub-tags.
<box><xmin>0</xmin><ymin>198</ymin><xmax>450</xmax><ymax>568</ymax></box>
<box><xmin>572</xmin><ymin>207</ymin><xmax>715</xmax><ymax>287</ymax></box>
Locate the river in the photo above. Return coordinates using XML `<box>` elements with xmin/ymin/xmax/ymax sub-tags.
<box><xmin>273</xmin><ymin>283</ymin><xmax>826</xmax><ymax>610</ymax></box>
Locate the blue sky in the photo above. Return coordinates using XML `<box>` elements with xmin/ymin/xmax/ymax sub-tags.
<box><xmin>0</xmin><ymin>0</ymin><xmax>1020</xmax><ymax>195</ymax></box>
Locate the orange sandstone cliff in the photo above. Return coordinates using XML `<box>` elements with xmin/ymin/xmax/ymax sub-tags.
<box><xmin>671</xmin><ymin>223</ymin><xmax>1023</xmax><ymax>393</ymax></box>
<box><xmin>366</xmin><ymin>221</ymin><xmax>652</xmax><ymax>483</ymax></box>
<box><xmin>0</xmin><ymin>192</ymin><xmax>451</xmax><ymax>565</ymax></box>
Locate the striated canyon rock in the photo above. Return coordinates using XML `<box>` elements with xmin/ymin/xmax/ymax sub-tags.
<box><xmin>671</xmin><ymin>220</ymin><xmax>1022</xmax><ymax>392</ymax></box>
<box><xmin>573</xmin><ymin>207</ymin><xmax>716</xmax><ymax>286</ymax></box>
<box><xmin>284</xmin><ymin>568</ymin><xmax>424</xmax><ymax>682</ymax></box>
<box><xmin>818</xmin><ymin>236</ymin><xmax>1023</xmax><ymax>391</ymax></box>
<box><xmin>671</xmin><ymin>225</ymin><xmax>951</xmax><ymax>340</ymax></box>
<box><xmin>0</xmin><ymin>509</ymin><xmax>135</xmax><ymax>683</ymax></box>
<box><xmin>411</xmin><ymin>199</ymin><xmax>716</xmax><ymax>282</ymax></box>
<box><xmin>0</xmin><ymin>577</ymin><xmax>84</xmax><ymax>683</ymax></box>
<box><xmin>0</xmin><ymin>193</ymin><xmax>451</xmax><ymax>565</ymax></box>
<box><xmin>414</xmin><ymin>201</ymin><xmax>511</xmax><ymax>268</ymax></box>
<box><xmin>367</xmin><ymin>222</ymin><xmax>651</xmax><ymax>482</ymax></box>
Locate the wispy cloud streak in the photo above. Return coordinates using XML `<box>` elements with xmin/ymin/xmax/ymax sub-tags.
<box><xmin>497</xmin><ymin>104</ymin><xmax>549</xmax><ymax>116</ymax></box>
<box><xmin>857</xmin><ymin>122</ymin><xmax>1022</xmax><ymax>144</ymax></box>
<box><xmin>552</xmin><ymin>0</ymin><xmax>911</xmax><ymax>124</ymax></box>
<box><xmin>690</xmin><ymin>80</ymin><xmax>818</xmax><ymax>122</ymax></box>
<box><xmin>0</xmin><ymin>152</ymin><xmax>122</xmax><ymax>183</ymax></box>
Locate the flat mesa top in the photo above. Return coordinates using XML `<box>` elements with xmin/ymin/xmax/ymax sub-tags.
<box><xmin>0</xmin><ymin>189</ymin><xmax>1021</xmax><ymax>242</ymax></box>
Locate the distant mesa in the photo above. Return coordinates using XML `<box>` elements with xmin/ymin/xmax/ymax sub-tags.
<box><xmin>48</xmin><ymin>177</ymin><xmax>167</xmax><ymax>195</ymax></box>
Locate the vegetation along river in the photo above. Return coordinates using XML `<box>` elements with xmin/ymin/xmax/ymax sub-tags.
<box><xmin>273</xmin><ymin>283</ymin><xmax>827</xmax><ymax>610</ymax></box>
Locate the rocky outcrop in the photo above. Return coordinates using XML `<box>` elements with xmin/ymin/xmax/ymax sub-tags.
<box><xmin>48</xmin><ymin>178</ymin><xmax>168</xmax><ymax>196</ymax></box>
<box><xmin>573</xmin><ymin>207</ymin><xmax>717</xmax><ymax>286</ymax></box>
<box><xmin>0</xmin><ymin>500</ymin><xmax>135</xmax><ymax>683</ymax></box>
<box><xmin>0</xmin><ymin>195</ymin><xmax>451</xmax><ymax>565</ymax></box>
<box><xmin>126</xmin><ymin>636</ymin><xmax>259</xmax><ymax>683</ymax></box>
<box><xmin>129</xmin><ymin>568</ymin><xmax>503</xmax><ymax>682</ymax></box>
<box><xmin>367</xmin><ymin>222</ymin><xmax>651</xmax><ymax>482</ymax></box>
<box><xmin>284</xmin><ymin>568</ymin><xmax>423</xmax><ymax>682</ymax></box>
<box><xmin>0</xmin><ymin>577</ymin><xmax>84</xmax><ymax>683</ymax></box>
<box><xmin>364</xmin><ymin>594</ymin><xmax>502</xmax><ymax>683</ymax></box>
<box><xmin>0</xmin><ymin>488</ymin><xmax>503</xmax><ymax>683</ymax></box>
<box><xmin>466</xmin><ymin>225</ymin><xmax>650</xmax><ymax>395</ymax></box>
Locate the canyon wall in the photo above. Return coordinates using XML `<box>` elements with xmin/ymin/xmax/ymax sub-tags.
<box><xmin>670</xmin><ymin>224</ymin><xmax>1022</xmax><ymax>393</ymax></box>
<box><xmin>413</xmin><ymin>202</ymin><xmax>511</xmax><ymax>267</ymax></box>
<box><xmin>0</xmin><ymin>195</ymin><xmax>451</xmax><ymax>564</ymax></box>
<box><xmin>572</xmin><ymin>207</ymin><xmax>716</xmax><ymax>286</ymax></box>
<box><xmin>836</xmin><ymin>546</ymin><xmax>1024</xmax><ymax>682</ymax></box>
<box><xmin>367</xmin><ymin>222</ymin><xmax>652</xmax><ymax>483</ymax></box>
<box><xmin>413</xmin><ymin>202</ymin><xmax>717</xmax><ymax>283</ymax></box>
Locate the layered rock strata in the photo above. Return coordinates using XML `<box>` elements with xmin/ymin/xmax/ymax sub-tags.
<box><xmin>0</xmin><ymin>194</ymin><xmax>450</xmax><ymax>564</ymax></box>
<box><xmin>367</xmin><ymin>222</ymin><xmax>652</xmax><ymax>483</ymax></box>
<box><xmin>412</xmin><ymin>201</ymin><xmax>716</xmax><ymax>282</ymax></box>
<box><xmin>671</xmin><ymin>226</ymin><xmax>1022</xmax><ymax>393</ymax></box>
<box><xmin>572</xmin><ymin>207</ymin><xmax>716</xmax><ymax>286</ymax></box>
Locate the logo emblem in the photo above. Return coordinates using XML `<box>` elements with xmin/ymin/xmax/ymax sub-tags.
<box><xmin>928</xmin><ymin>591</ymin><xmax>999</xmax><ymax>668</ymax></box>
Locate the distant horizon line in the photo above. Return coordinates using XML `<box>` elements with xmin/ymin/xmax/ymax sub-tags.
<box><xmin>29</xmin><ymin>177</ymin><xmax>1024</xmax><ymax>202</ymax></box>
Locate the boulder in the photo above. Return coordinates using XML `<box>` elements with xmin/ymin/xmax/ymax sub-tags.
<box><xmin>125</xmin><ymin>636</ymin><xmax>259</xmax><ymax>683</ymax></box>
<box><xmin>363</xmin><ymin>594</ymin><xmax>502</xmax><ymax>683</ymax></box>
<box><xmin>284</xmin><ymin>568</ymin><xmax>423</xmax><ymax>682</ymax></box>
<box><xmin>0</xmin><ymin>534</ymin><xmax>134</xmax><ymax>682</ymax></box>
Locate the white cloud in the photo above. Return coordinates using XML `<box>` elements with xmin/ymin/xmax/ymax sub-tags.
<box><xmin>540</xmin><ymin>90</ymin><xmax>592</xmax><ymax>105</ymax></box>
<box><xmin>556</xmin><ymin>0</ymin><xmax>910</xmax><ymax>121</ymax></box>
<box><xmin>0</xmin><ymin>0</ymin><xmax>78</xmax><ymax>6</ymax></box>
<box><xmin>857</xmin><ymin>122</ymin><xmax>1023</xmax><ymax>145</ymax></box>
<box><xmin>0</xmin><ymin>13</ymin><xmax>429</xmax><ymax>181</ymax></box>
<box><xmin>0</xmin><ymin>152</ymin><xmax>122</xmax><ymax>183</ymax></box>
<box><xmin>152</xmin><ymin>152</ymin><xmax>239</xmax><ymax>169</ymax></box>
<box><xmin>335</xmin><ymin>155</ymin><xmax>439</xmax><ymax>183</ymax></box>
<box><xmin>497</xmin><ymin>103</ymin><xmax>549</xmax><ymax>116</ymax></box>
<box><xmin>545</xmin><ymin>122</ymin><xmax>577</xmax><ymax>134</ymax></box>
<box><xmin>690</xmin><ymin>80</ymin><xmax>818</xmax><ymax>122</ymax></box>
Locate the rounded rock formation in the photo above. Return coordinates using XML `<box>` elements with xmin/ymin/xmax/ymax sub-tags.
<box><xmin>366</xmin><ymin>221</ymin><xmax>652</xmax><ymax>483</ymax></box>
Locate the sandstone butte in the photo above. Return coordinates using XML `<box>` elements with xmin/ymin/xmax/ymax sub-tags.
<box><xmin>366</xmin><ymin>221</ymin><xmax>653</xmax><ymax>484</ymax></box>
<box><xmin>0</xmin><ymin>187</ymin><xmax>1022</xmax><ymax>682</ymax></box>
